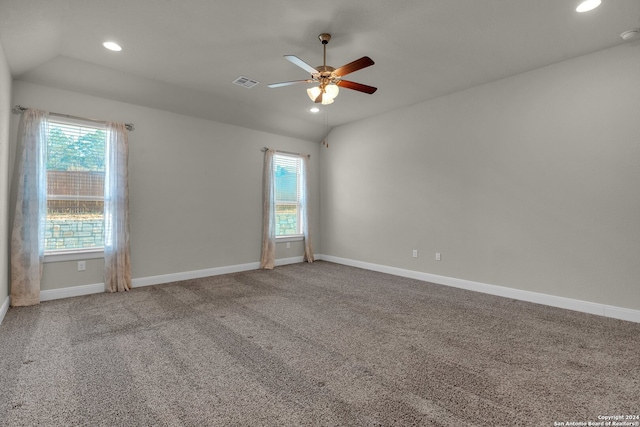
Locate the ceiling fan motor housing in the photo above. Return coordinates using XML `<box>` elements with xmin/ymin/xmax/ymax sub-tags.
<box><xmin>316</xmin><ymin>65</ymin><xmax>335</xmax><ymax>76</ymax></box>
<box><xmin>318</xmin><ymin>33</ymin><xmax>331</xmax><ymax>44</ymax></box>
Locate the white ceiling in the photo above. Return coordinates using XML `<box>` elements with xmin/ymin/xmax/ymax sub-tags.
<box><xmin>1</xmin><ymin>0</ymin><xmax>639</xmax><ymax>141</ymax></box>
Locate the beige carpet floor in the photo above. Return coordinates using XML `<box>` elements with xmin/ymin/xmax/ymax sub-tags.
<box><xmin>1</xmin><ymin>261</ymin><xmax>638</xmax><ymax>426</ymax></box>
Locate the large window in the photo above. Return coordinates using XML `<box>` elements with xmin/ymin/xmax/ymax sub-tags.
<box><xmin>45</xmin><ymin>118</ymin><xmax>106</xmax><ymax>252</ymax></box>
<box><xmin>274</xmin><ymin>154</ymin><xmax>303</xmax><ymax>237</ymax></box>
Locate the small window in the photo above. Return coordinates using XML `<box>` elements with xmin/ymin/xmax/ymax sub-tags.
<box><xmin>274</xmin><ymin>154</ymin><xmax>303</xmax><ymax>237</ymax></box>
<box><xmin>45</xmin><ymin>118</ymin><xmax>106</xmax><ymax>252</ymax></box>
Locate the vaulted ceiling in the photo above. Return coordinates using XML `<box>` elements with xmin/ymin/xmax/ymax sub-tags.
<box><xmin>1</xmin><ymin>0</ymin><xmax>639</xmax><ymax>141</ymax></box>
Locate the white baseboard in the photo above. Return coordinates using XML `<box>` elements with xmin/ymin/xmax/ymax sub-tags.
<box><xmin>33</xmin><ymin>254</ymin><xmax>637</xmax><ymax>324</ymax></box>
<box><xmin>276</xmin><ymin>256</ymin><xmax>307</xmax><ymax>266</ymax></box>
<box><xmin>0</xmin><ymin>295</ymin><xmax>10</xmax><ymax>325</ymax></box>
<box><xmin>40</xmin><ymin>283</ymin><xmax>105</xmax><ymax>302</ymax></box>
<box><xmin>35</xmin><ymin>256</ymin><xmax>309</xmax><ymax>302</ymax></box>
<box><xmin>131</xmin><ymin>261</ymin><xmax>261</xmax><ymax>288</ymax></box>
<box><xmin>131</xmin><ymin>256</ymin><xmax>305</xmax><ymax>288</ymax></box>
<box><xmin>604</xmin><ymin>305</ymin><xmax>640</xmax><ymax>323</ymax></box>
<box><xmin>319</xmin><ymin>255</ymin><xmax>640</xmax><ymax>324</ymax></box>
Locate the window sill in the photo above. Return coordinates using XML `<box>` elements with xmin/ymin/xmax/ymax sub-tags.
<box><xmin>276</xmin><ymin>235</ymin><xmax>304</xmax><ymax>243</ymax></box>
<box><xmin>44</xmin><ymin>249</ymin><xmax>104</xmax><ymax>263</ymax></box>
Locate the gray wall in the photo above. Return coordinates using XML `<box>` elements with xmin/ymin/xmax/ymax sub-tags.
<box><xmin>320</xmin><ymin>44</ymin><xmax>640</xmax><ymax>311</ymax></box>
<box><xmin>7</xmin><ymin>44</ymin><xmax>640</xmax><ymax>312</ymax></box>
<box><xmin>0</xmin><ymin>42</ymin><xmax>11</xmax><ymax>306</ymax></box>
<box><xmin>11</xmin><ymin>81</ymin><xmax>320</xmax><ymax>291</ymax></box>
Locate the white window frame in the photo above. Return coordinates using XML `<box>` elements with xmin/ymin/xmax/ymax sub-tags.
<box><xmin>273</xmin><ymin>153</ymin><xmax>304</xmax><ymax>240</ymax></box>
<box><xmin>44</xmin><ymin>248</ymin><xmax>104</xmax><ymax>263</ymax></box>
<box><xmin>44</xmin><ymin>117</ymin><xmax>106</xmax><ymax>260</ymax></box>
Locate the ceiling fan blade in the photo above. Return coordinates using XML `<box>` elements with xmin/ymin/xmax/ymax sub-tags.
<box><xmin>333</xmin><ymin>56</ymin><xmax>375</xmax><ymax>77</ymax></box>
<box><xmin>284</xmin><ymin>55</ymin><xmax>319</xmax><ymax>75</ymax></box>
<box><xmin>268</xmin><ymin>80</ymin><xmax>314</xmax><ymax>88</ymax></box>
<box><xmin>336</xmin><ymin>80</ymin><xmax>378</xmax><ymax>94</ymax></box>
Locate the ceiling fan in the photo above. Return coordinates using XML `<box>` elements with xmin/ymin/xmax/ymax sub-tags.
<box><xmin>268</xmin><ymin>33</ymin><xmax>377</xmax><ymax>105</ymax></box>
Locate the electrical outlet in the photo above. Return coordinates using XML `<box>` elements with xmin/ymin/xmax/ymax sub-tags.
<box><xmin>435</xmin><ymin>253</ymin><xmax>441</xmax><ymax>261</ymax></box>
<box><xmin>78</xmin><ymin>261</ymin><xmax>86</xmax><ymax>271</ymax></box>
<box><xmin>412</xmin><ymin>249</ymin><xmax>418</xmax><ymax>258</ymax></box>
<box><xmin>286</xmin><ymin>242</ymin><xmax>291</xmax><ymax>249</ymax></box>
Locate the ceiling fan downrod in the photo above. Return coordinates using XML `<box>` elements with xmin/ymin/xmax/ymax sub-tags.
<box><xmin>319</xmin><ymin>33</ymin><xmax>331</xmax><ymax>68</ymax></box>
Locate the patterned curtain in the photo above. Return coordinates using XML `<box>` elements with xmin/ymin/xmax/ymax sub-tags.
<box><xmin>104</xmin><ymin>122</ymin><xmax>131</xmax><ymax>292</ymax></box>
<box><xmin>260</xmin><ymin>149</ymin><xmax>276</xmax><ymax>269</ymax></box>
<box><xmin>301</xmin><ymin>155</ymin><xmax>314</xmax><ymax>263</ymax></box>
<box><xmin>10</xmin><ymin>109</ymin><xmax>48</xmax><ymax>307</ymax></box>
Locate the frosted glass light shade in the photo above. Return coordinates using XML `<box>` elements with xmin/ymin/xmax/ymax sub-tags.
<box><xmin>321</xmin><ymin>96</ymin><xmax>334</xmax><ymax>105</ymax></box>
<box><xmin>307</xmin><ymin>86</ymin><xmax>322</xmax><ymax>101</ymax></box>
<box><xmin>325</xmin><ymin>84</ymin><xmax>339</xmax><ymax>99</ymax></box>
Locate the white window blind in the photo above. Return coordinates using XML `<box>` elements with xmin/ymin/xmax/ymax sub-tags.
<box><xmin>45</xmin><ymin>118</ymin><xmax>106</xmax><ymax>252</ymax></box>
<box><xmin>274</xmin><ymin>154</ymin><xmax>303</xmax><ymax>236</ymax></box>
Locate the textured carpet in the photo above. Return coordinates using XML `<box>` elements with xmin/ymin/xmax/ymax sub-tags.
<box><xmin>0</xmin><ymin>261</ymin><xmax>638</xmax><ymax>426</ymax></box>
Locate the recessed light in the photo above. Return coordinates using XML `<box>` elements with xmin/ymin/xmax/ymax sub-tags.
<box><xmin>103</xmin><ymin>41</ymin><xmax>122</xmax><ymax>52</ymax></box>
<box><xmin>309</xmin><ymin>107</ymin><xmax>320</xmax><ymax>113</ymax></box>
<box><xmin>621</xmin><ymin>29</ymin><xmax>640</xmax><ymax>41</ymax></box>
<box><xmin>576</xmin><ymin>0</ymin><xmax>601</xmax><ymax>12</ymax></box>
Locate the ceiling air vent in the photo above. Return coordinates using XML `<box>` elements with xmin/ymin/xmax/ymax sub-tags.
<box><xmin>232</xmin><ymin>76</ymin><xmax>259</xmax><ymax>88</ymax></box>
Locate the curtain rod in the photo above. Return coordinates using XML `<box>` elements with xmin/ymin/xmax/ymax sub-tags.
<box><xmin>261</xmin><ymin>147</ymin><xmax>310</xmax><ymax>158</ymax></box>
<box><xmin>12</xmin><ymin>105</ymin><xmax>135</xmax><ymax>131</ymax></box>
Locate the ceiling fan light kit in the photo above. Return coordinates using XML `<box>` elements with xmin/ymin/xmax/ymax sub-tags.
<box><xmin>307</xmin><ymin>83</ymin><xmax>339</xmax><ymax>104</ymax></box>
<box><xmin>268</xmin><ymin>33</ymin><xmax>377</xmax><ymax>105</ymax></box>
